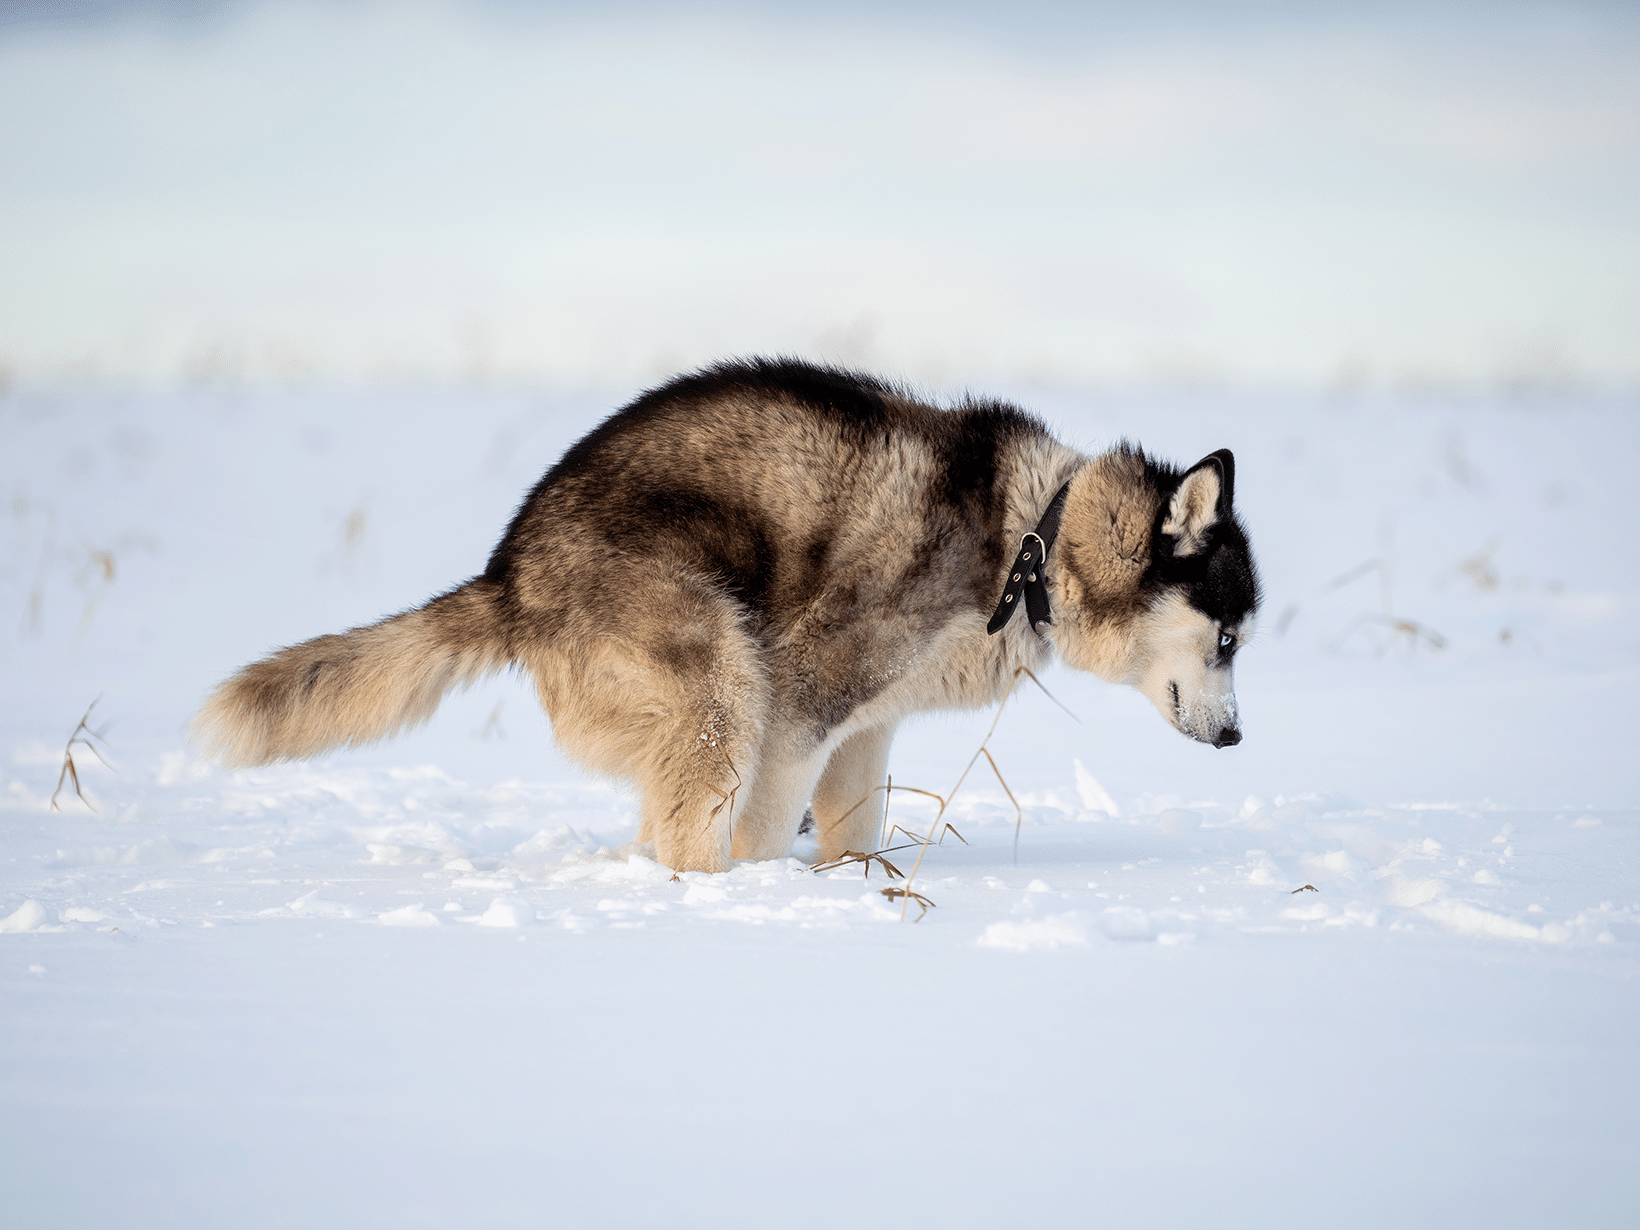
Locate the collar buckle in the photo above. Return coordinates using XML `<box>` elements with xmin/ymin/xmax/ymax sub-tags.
<box><xmin>987</xmin><ymin>482</ymin><xmax>1071</xmax><ymax>636</ymax></box>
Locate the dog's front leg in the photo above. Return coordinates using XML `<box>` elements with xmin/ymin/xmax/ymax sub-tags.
<box><xmin>728</xmin><ymin>724</ymin><xmax>829</xmax><ymax>862</ymax></box>
<box><xmin>809</xmin><ymin>724</ymin><xmax>895</xmax><ymax>864</ymax></box>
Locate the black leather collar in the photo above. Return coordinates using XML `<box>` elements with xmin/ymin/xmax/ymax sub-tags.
<box><xmin>986</xmin><ymin>481</ymin><xmax>1072</xmax><ymax>636</ymax></box>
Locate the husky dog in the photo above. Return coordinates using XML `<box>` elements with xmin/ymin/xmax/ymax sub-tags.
<box><xmin>195</xmin><ymin>359</ymin><xmax>1259</xmax><ymax>873</ymax></box>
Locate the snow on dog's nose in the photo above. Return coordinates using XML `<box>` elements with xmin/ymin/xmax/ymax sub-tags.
<box><xmin>1167</xmin><ymin>675</ymin><xmax>1241</xmax><ymax>746</ymax></box>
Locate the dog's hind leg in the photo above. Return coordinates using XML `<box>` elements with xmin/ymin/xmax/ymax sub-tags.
<box><xmin>809</xmin><ymin>724</ymin><xmax>895</xmax><ymax>864</ymax></box>
<box><xmin>523</xmin><ymin>571</ymin><xmax>767</xmax><ymax>874</ymax></box>
<box><xmin>632</xmin><ymin>705</ymin><xmax>759</xmax><ymax>874</ymax></box>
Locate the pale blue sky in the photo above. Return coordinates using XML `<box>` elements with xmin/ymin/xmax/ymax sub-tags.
<box><xmin>2</xmin><ymin>0</ymin><xmax>1636</xmax><ymax>389</ymax></box>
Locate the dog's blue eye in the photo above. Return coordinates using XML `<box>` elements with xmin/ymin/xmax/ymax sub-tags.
<box><xmin>1220</xmin><ymin>632</ymin><xmax>1234</xmax><ymax>649</ymax></box>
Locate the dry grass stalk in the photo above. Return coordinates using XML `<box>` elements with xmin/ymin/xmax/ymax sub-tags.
<box><xmin>708</xmin><ymin>751</ymin><xmax>743</xmax><ymax>823</ymax></box>
<box><xmin>1445</xmin><ymin>540</ymin><xmax>1501</xmax><ymax>593</ymax></box>
<box><xmin>50</xmin><ymin>698</ymin><xmax>110</xmax><ymax>813</ymax></box>
<box><xmin>878</xmin><ymin>773</ymin><xmax>891</xmax><ymax>847</ymax></box>
<box><xmin>829</xmin><ymin>781</ymin><xmax>944</xmax><ymax>832</ymax></box>
<box><xmin>892</xmin><ymin>665</ymin><xmax>1060</xmax><ymax>917</ymax></box>
<box><xmin>72</xmin><ymin>546</ymin><xmax>116</xmax><ymax>647</ymax></box>
<box><xmin>21</xmin><ymin>512</ymin><xmax>57</xmax><ymax>636</ymax></box>
<box><xmin>879</xmin><ymin>886</ymin><xmax>935</xmax><ymax>921</ymax></box>
<box><xmin>810</xmin><ymin>845</ymin><xmax>918</xmax><ymax>879</ymax></box>
<box><xmin>1281</xmin><ymin>555</ymin><xmax>1447</xmax><ymax>654</ymax></box>
<box><xmin>883</xmin><ymin>821</ymin><xmax>968</xmax><ymax>847</ymax></box>
<box><xmin>1290</xmin><ymin>884</ymin><xmax>1319</xmax><ymax>894</ymax></box>
<box><xmin>1329</xmin><ymin>612</ymin><xmax>1446</xmax><ymax>654</ymax></box>
<box><xmin>977</xmin><ymin>747</ymin><xmax>1030</xmax><ymax>863</ymax></box>
<box><xmin>807</xmin><ymin>665</ymin><xmax>1065</xmax><ymax>921</ymax></box>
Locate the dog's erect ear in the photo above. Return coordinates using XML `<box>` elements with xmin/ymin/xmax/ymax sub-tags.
<box><xmin>1203</xmin><ymin>448</ymin><xmax>1234</xmax><ymax>510</ymax></box>
<box><xmin>1163</xmin><ymin>451</ymin><xmax>1233</xmax><ymax>556</ymax></box>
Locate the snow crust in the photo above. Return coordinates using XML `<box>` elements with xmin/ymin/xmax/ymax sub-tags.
<box><xmin>2</xmin><ymin>383</ymin><xmax>1637</xmax><ymax>1226</ymax></box>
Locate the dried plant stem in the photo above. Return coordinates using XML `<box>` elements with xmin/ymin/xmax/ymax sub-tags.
<box><xmin>50</xmin><ymin>697</ymin><xmax>110</xmax><ymax>813</ymax></box>
<box><xmin>807</xmin><ymin>664</ymin><xmax>1061</xmax><ymax>921</ymax></box>
<box><xmin>878</xmin><ymin>774</ymin><xmax>892</xmax><ymax>848</ymax></box>
<box><xmin>976</xmin><ymin>747</ymin><xmax>1026</xmax><ymax>864</ymax></box>
<box><xmin>895</xmin><ymin>665</ymin><xmax>1048</xmax><ymax>920</ymax></box>
<box><xmin>1329</xmin><ymin>611</ymin><xmax>1446</xmax><ymax>655</ymax></box>
<box><xmin>709</xmin><ymin>751</ymin><xmax>743</xmax><ymax>823</ymax></box>
<box><xmin>826</xmin><ymin>782</ymin><xmax>946</xmax><ymax>838</ymax></box>
<box><xmin>810</xmin><ymin>844</ymin><xmax>921</xmax><ymax>879</ymax></box>
<box><xmin>20</xmin><ymin>512</ymin><xmax>56</xmax><ymax>636</ymax></box>
<box><xmin>879</xmin><ymin>886</ymin><xmax>935</xmax><ymax>920</ymax></box>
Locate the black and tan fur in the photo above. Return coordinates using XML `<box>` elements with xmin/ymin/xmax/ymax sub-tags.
<box><xmin>195</xmin><ymin>359</ymin><xmax>1260</xmax><ymax>872</ymax></box>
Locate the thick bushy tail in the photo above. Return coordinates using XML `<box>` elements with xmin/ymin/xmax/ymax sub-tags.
<box><xmin>192</xmin><ymin>578</ymin><xmax>510</xmax><ymax>768</ymax></box>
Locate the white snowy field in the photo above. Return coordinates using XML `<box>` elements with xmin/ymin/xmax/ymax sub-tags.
<box><xmin>2</xmin><ymin>379</ymin><xmax>1637</xmax><ymax>1227</ymax></box>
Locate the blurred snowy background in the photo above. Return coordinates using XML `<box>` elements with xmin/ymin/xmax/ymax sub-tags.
<box><xmin>2</xmin><ymin>0</ymin><xmax>1636</xmax><ymax>391</ymax></box>
<box><xmin>2</xmin><ymin>3</ymin><xmax>1637</xmax><ymax>1228</ymax></box>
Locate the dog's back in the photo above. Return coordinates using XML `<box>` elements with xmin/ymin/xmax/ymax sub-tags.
<box><xmin>484</xmin><ymin>357</ymin><xmax>1053</xmax><ymax>648</ymax></box>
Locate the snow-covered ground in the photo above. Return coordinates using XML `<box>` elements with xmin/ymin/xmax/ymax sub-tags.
<box><xmin>3</xmin><ymin>381</ymin><xmax>1636</xmax><ymax>1227</ymax></box>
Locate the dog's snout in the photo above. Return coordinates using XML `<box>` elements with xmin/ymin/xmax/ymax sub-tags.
<box><xmin>1213</xmin><ymin>727</ymin><xmax>1242</xmax><ymax>748</ymax></box>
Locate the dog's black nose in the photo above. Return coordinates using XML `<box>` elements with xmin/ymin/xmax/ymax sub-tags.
<box><xmin>1213</xmin><ymin>727</ymin><xmax>1242</xmax><ymax>748</ymax></box>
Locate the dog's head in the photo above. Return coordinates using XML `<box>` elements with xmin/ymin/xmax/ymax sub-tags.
<box><xmin>1051</xmin><ymin>446</ymin><xmax>1260</xmax><ymax>747</ymax></box>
